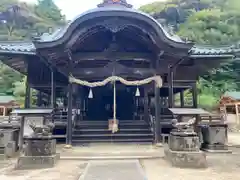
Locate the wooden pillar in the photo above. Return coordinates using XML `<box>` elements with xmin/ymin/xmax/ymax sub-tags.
<box><xmin>37</xmin><ymin>91</ymin><xmax>43</xmax><ymax>107</ymax></box>
<box><xmin>192</xmin><ymin>82</ymin><xmax>198</xmax><ymax>108</ymax></box>
<box><xmin>66</xmin><ymin>50</ymin><xmax>74</xmax><ymax>146</ymax></box>
<box><xmin>51</xmin><ymin>69</ymin><xmax>56</xmax><ymax>108</ymax></box>
<box><xmin>235</xmin><ymin>104</ymin><xmax>239</xmax><ymax>124</ymax></box>
<box><xmin>24</xmin><ymin>76</ymin><xmax>30</xmax><ymax>108</ymax></box>
<box><xmin>66</xmin><ymin>82</ymin><xmax>73</xmax><ymax>145</ymax></box>
<box><xmin>46</xmin><ymin>95</ymin><xmax>50</xmax><ymax>107</ymax></box>
<box><xmin>3</xmin><ymin>107</ymin><xmax>6</xmax><ymax>116</ymax></box>
<box><xmin>144</xmin><ymin>87</ymin><xmax>148</xmax><ymax>123</ymax></box>
<box><xmin>155</xmin><ymin>59</ymin><xmax>161</xmax><ymax>143</ymax></box>
<box><xmin>168</xmin><ymin>67</ymin><xmax>174</xmax><ymax>108</ymax></box>
<box><xmin>180</xmin><ymin>90</ymin><xmax>184</xmax><ymax>108</ymax></box>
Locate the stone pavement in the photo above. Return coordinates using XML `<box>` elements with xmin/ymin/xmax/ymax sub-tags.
<box><xmin>1</xmin><ymin>134</ymin><xmax>240</xmax><ymax>180</ymax></box>
<box><xmin>80</xmin><ymin>160</ymin><xmax>146</xmax><ymax>180</ymax></box>
<box><xmin>228</xmin><ymin>132</ymin><xmax>240</xmax><ymax>147</ymax></box>
<box><xmin>59</xmin><ymin>143</ymin><xmax>163</xmax><ymax>159</ymax></box>
<box><xmin>0</xmin><ymin>161</ymin><xmax>87</xmax><ymax>180</ymax></box>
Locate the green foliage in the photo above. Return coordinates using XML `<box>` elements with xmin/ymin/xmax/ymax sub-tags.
<box><xmin>139</xmin><ymin>2</ymin><xmax>166</xmax><ymax>15</ymax></box>
<box><xmin>35</xmin><ymin>0</ymin><xmax>65</xmax><ymax>24</ymax></box>
<box><xmin>140</xmin><ymin>0</ymin><xmax>240</xmax><ymax>109</ymax></box>
<box><xmin>0</xmin><ymin>63</ymin><xmax>23</xmax><ymax>95</ymax></box>
<box><xmin>0</xmin><ymin>0</ymin><xmax>65</xmax><ymax>106</ymax></box>
<box><xmin>178</xmin><ymin>9</ymin><xmax>240</xmax><ymax>44</ymax></box>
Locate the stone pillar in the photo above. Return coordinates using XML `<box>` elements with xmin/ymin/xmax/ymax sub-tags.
<box><xmin>164</xmin><ymin>129</ymin><xmax>207</xmax><ymax>168</ymax></box>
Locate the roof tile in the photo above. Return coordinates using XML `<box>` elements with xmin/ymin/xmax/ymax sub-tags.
<box><xmin>0</xmin><ymin>42</ymin><xmax>36</xmax><ymax>54</ymax></box>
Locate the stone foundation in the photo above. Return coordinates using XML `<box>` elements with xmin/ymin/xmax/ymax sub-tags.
<box><xmin>16</xmin><ymin>153</ymin><xmax>60</xmax><ymax>169</ymax></box>
<box><xmin>169</xmin><ymin>131</ymin><xmax>200</xmax><ymax>151</ymax></box>
<box><xmin>24</xmin><ymin>138</ymin><xmax>56</xmax><ymax>156</ymax></box>
<box><xmin>165</xmin><ymin>129</ymin><xmax>207</xmax><ymax>169</ymax></box>
<box><xmin>16</xmin><ymin>136</ymin><xmax>59</xmax><ymax>169</ymax></box>
<box><xmin>201</xmin><ymin>144</ymin><xmax>231</xmax><ymax>153</ymax></box>
<box><xmin>164</xmin><ymin>147</ymin><xmax>207</xmax><ymax>168</ymax></box>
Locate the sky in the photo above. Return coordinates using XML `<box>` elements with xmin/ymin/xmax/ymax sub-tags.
<box><xmin>19</xmin><ymin>0</ymin><xmax>164</xmax><ymax>20</ymax></box>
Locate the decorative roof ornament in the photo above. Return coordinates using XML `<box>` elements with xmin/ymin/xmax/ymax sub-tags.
<box><xmin>97</xmin><ymin>0</ymin><xmax>133</xmax><ymax>8</ymax></box>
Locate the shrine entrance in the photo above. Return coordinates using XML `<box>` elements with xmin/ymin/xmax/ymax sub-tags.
<box><xmin>86</xmin><ymin>85</ymin><xmax>135</xmax><ymax>121</ymax></box>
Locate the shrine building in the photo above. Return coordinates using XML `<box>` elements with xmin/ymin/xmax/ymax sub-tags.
<box><xmin>0</xmin><ymin>0</ymin><xmax>239</xmax><ymax>145</ymax></box>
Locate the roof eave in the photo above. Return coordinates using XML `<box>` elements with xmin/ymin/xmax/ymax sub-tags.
<box><xmin>0</xmin><ymin>50</ymin><xmax>36</xmax><ymax>55</ymax></box>
<box><xmin>189</xmin><ymin>54</ymin><xmax>234</xmax><ymax>58</ymax></box>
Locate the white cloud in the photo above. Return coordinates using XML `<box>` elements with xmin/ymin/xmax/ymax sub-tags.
<box><xmin>19</xmin><ymin>0</ymin><xmax>164</xmax><ymax>20</ymax></box>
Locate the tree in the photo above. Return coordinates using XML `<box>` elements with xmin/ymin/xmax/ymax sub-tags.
<box><xmin>0</xmin><ymin>0</ymin><xmax>66</xmax><ymax>105</ymax></box>
<box><xmin>140</xmin><ymin>0</ymin><xmax>240</xmax><ymax>109</ymax></box>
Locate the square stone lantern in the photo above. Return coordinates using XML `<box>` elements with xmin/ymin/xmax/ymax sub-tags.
<box><xmin>10</xmin><ymin>108</ymin><xmax>60</xmax><ymax>169</ymax></box>
<box><xmin>164</xmin><ymin>129</ymin><xmax>207</xmax><ymax>168</ymax></box>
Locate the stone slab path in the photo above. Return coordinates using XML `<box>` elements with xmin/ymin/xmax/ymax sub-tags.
<box><xmin>79</xmin><ymin>160</ymin><xmax>147</xmax><ymax>180</ymax></box>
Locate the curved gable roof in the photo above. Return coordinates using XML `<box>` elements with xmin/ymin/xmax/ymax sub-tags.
<box><xmin>33</xmin><ymin>4</ymin><xmax>192</xmax><ymax>49</ymax></box>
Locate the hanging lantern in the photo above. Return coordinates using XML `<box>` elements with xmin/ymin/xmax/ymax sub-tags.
<box><xmin>135</xmin><ymin>87</ymin><xmax>140</xmax><ymax>97</ymax></box>
<box><xmin>88</xmin><ymin>88</ymin><xmax>93</xmax><ymax>99</ymax></box>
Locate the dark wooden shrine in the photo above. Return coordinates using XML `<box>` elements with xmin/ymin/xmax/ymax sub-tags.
<box><xmin>0</xmin><ymin>0</ymin><xmax>239</xmax><ymax>145</ymax></box>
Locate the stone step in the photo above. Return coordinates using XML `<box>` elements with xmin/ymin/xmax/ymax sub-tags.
<box><xmin>72</xmin><ymin>138</ymin><xmax>153</xmax><ymax>144</ymax></box>
<box><xmin>60</xmin><ymin>155</ymin><xmax>162</xmax><ymax>160</ymax></box>
<box><xmin>74</xmin><ymin>128</ymin><xmax>151</xmax><ymax>133</ymax></box>
<box><xmin>73</xmin><ymin>133</ymin><xmax>153</xmax><ymax>138</ymax></box>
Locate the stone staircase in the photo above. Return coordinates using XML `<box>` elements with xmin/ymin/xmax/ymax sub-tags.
<box><xmin>72</xmin><ymin>120</ymin><xmax>153</xmax><ymax>145</ymax></box>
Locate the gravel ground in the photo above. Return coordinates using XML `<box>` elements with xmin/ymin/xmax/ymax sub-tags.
<box><xmin>1</xmin><ymin>153</ymin><xmax>240</xmax><ymax>180</ymax></box>
<box><xmin>142</xmin><ymin>153</ymin><xmax>240</xmax><ymax>180</ymax></box>
<box><xmin>1</xmin><ymin>132</ymin><xmax>240</xmax><ymax>180</ymax></box>
<box><xmin>0</xmin><ymin>161</ymin><xmax>87</xmax><ymax>180</ymax></box>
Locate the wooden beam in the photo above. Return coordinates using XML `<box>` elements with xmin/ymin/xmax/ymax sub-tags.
<box><xmin>72</xmin><ymin>52</ymin><xmax>153</xmax><ymax>61</ymax></box>
<box><xmin>30</xmin><ymin>84</ymin><xmax>66</xmax><ymax>88</ymax></box>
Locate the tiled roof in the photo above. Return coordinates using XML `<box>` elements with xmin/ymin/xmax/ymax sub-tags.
<box><xmin>189</xmin><ymin>44</ymin><xmax>240</xmax><ymax>56</ymax></box>
<box><xmin>0</xmin><ymin>41</ymin><xmax>36</xmax><ymax>54</ymax></box>
<box><xmin>223</xmin><ymin>91</ymin><xmax>240</xmax><ymax>100</ymax></box>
